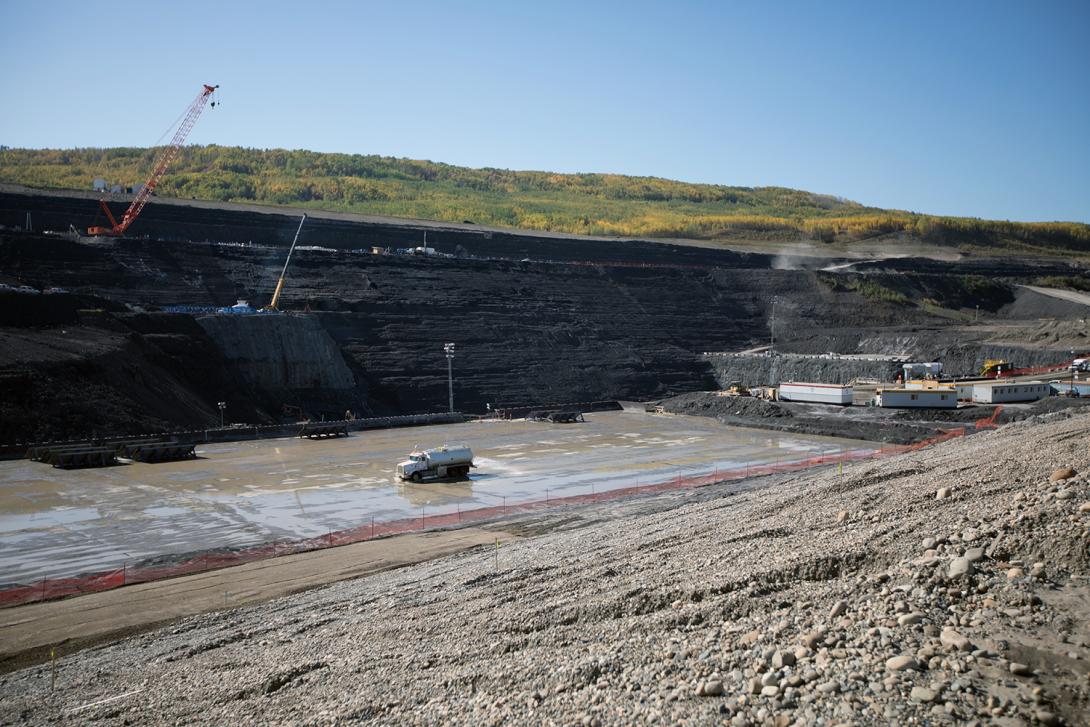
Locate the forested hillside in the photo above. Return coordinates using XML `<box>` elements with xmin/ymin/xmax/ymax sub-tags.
<box><xmin>2</xmin><ymin>145</ymin><xmax>1088</xmax><ymax>252</ymax></box>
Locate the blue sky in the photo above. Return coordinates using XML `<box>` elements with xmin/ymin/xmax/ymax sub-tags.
<box><xmin>1</xmin><ymin>0</ymin><xmax>1087</xmax><ymax>222</ymax></box>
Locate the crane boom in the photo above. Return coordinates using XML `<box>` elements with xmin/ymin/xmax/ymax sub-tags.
<box><xmin>266</xmin><ymin>214</ymin><xmax>307</xmax><ymax>311</ymax></box>
<box><xmin>88</xmin><ymin>84</ymin><xmax>218</xmax><ymax>236</ymax></box>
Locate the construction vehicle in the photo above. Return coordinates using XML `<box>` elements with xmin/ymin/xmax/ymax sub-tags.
<box><xmin>397</xmin><ymin>445</ymin><xmax>475</xmax><ymax>482</ymax></box>
<box><xmin>263</xmin><ymin>214</ymin><xmax>307</xmax><ymax>311</ymax></box>
<box><xmin>980</xmin><ymin>359</ymin><xmax>1013</xmax><ymax>377</ymax></box>
<box><xmin>88</xmin><ymin>84</ymin><xmax>218</xmax><ymax>236</ymax></box>
<box><xmin>716</xmin><ymin>381</ymin><xmax>751</xmax><ymax>397</ymax></box>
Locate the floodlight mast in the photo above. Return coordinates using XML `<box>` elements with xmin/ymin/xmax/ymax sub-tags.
<box><xmin>88</xmin><ymin>84</ymin><xmax>219</xmax><ymax>236</ymax></box>
<box><xmin>444</xmin><ymin>343</ymin><xmax>456</xmax><ymax>413</ymax></box>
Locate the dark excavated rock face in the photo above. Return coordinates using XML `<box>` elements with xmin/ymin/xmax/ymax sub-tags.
<box><xmin>196</xmin><ymin>314</ymin><xmax>357</xmax><ymax>393</ymax></box>
<box><xmin>0</xmin><ymin>190</ymin><xmax>1085</xmax><ymax>441</ymax></box>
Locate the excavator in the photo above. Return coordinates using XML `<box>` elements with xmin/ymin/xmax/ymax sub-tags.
<box><xmin>262</xmin><ymin>214</ymin><xmax>307</xmax><ymax>312</ymax></box>
<box><xmin>88</xmin><ymin>84</ymin><xmax>218</xmax><ymax>236</ymax></box>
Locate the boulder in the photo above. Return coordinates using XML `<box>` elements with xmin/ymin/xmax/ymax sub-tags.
<box><xmin>1050</xmin><ymin>467</ymin><xmax>1077</xmax><ymax>482</ymax></box>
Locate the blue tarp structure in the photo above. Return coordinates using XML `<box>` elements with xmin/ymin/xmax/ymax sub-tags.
<box><xmin>1050</xmin><ymin>382</ymin><xmax>1090</xmax><ymax>396</ymax></box>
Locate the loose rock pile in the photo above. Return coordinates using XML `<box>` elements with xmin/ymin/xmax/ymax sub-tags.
<box><xmin>1</xmin><ymin>409</ymin><xmax>1088</xmax><ymax>726</ymax></box>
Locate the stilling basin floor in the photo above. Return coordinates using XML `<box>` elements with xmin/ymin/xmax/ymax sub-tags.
<box><xmin>0</xmin><ymin>411</ymin><xmax>874</xmax><ymax>583</ymax></box>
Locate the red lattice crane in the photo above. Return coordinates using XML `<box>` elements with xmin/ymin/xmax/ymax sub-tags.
<box><xmin>88</xmin><ymin>84</ymin><xmax>218</xmax><ymax>236</ymax></box>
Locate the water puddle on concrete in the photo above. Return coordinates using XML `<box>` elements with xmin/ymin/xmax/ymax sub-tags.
<box><xmin>0</xmin><ymin>411</ymin><xmax>875</xmax><ymax>583</ymax></box>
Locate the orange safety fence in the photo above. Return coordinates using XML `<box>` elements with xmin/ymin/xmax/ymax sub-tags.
<box><xmin>974</xmin><ymin>405</ymin><xmax>1003</xmax><ymax>429</ymax></box>
<box><xmin>0</xmin><ymin>421</ymin><xmax>999</xmax><ymax>609</ymax></box>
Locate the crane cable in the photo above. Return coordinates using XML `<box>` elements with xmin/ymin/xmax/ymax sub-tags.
<box><xmin>150</xmin><ymin>87</ymin><xmax>216</xmax><ymax>150</ymax></box>
<box><xmin>151</xmin><ymin>104</ymin><xmax>189</xmax><ymax>149</ymax></box>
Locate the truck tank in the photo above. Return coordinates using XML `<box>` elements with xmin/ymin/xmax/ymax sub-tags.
<box><xmin>423</xmin><ymin>446</ymin><xmax>473</xmax><ymax>467</ymax></box>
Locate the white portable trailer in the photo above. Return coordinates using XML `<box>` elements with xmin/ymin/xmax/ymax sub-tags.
<box><xmin>875</xmin><ymin>387</ymin><xmax>958</xmax><ymax>408</ymax></box>
<box><xmin>778</xmin><ymin>383</ymin><xmax>853</xmax><ymax>406</ymax></box>
<box><xmin>972</xmin><ymin>381</ymin><xmax>1050</xmax><ymax>404</ymax></box>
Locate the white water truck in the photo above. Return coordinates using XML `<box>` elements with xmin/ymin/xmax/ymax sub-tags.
<box><xmin>397</xmin><ymin>445</ymin><xmax>475</xmax><ymax>482</ymax></box>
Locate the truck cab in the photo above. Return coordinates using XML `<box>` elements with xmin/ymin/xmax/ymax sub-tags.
<box><xmin>396</xmin><ymin>452</ymin><xmax>427</xmax><ymax>481</ymax></box>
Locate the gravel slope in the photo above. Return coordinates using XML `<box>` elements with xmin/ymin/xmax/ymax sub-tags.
<box><xmin>2</xmin><ymin>410</ymin><xmax>1089</xmax><ymax>726</ymax></box>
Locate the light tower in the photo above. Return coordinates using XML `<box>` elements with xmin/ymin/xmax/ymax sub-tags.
<box><xmin>769</xmin><ymin>296</ymin><xmax>778</xmax><ymax>354</ymax></box>
<box><xmin>444</xmin><ymin>343</ymin><xmax>456</xmax><ymax>413</ymax></box>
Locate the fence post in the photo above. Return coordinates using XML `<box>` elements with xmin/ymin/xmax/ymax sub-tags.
<box><xmin>421</xmin><ymin>506</ymin><xmax>425</xmax><ymax>529</ymax></box>
<box><xmin>546</xmin><ymin>488</ymin><xmax>549</xmax><ymax>505</ymax></box>
<box><xmin>122</xmin><ymin>563</ymin><xmax>126</xmax><ymax>586</ymax></box>
<box><xmin>503</xmin><ymin>495</ymin><xmax>507</xmax><ymax>514</ymax></box>
<box><xmin>371</xmin><ymin>516</ymin><xmax>374</xmax><ymax>539</ymax></box>
<box><xmin>457</xmin><ymin>503</ymin><xmax>461</xmax><ymax>522</ymax></box>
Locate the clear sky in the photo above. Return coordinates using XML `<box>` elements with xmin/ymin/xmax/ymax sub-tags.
<box><xmin>1</xmin><ymin>0</ymin><xmax>1087</xmax><ymax>222</ymax></box>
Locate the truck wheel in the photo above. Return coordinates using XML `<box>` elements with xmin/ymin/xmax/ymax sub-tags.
<box><xmin>411</xmin><ymin>472</ymin><xmax>421</xmax><ymax>483</ymax></box>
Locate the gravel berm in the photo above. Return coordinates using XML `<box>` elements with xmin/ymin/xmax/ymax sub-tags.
<box><xmin>2</xmin><ymin>409</ymin><xmax>1089</xmax><ymax>725</ymax></box>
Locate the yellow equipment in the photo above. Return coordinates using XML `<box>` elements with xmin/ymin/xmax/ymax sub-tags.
<box><xmin>264</xmin><ymin>214</ymin><xmax>307</xmax><ymax>311</ymax></box>
<box><xmin>980</xmin><ymin>359</ymin><xmax>1012</xmax><ymax>376</ymax></box>
<box><xmin>716</xmin><ymin>381</ymin><xmax>751</xmax><ymax>397</ymax></box>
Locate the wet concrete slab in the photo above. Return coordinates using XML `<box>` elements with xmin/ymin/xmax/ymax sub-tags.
<box><xmin>0</xmin><ymin>411</ymin><xmax>874</xmax><ymax>584</ymax></box>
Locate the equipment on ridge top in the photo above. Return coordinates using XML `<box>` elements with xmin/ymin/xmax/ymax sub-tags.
<box><xmin>88</xmin><ymin>84</ymin><xmax>219</xmax><ymax>236</ymax></box>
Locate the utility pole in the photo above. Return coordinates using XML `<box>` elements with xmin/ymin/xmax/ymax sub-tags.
<box><xmin>444</xmin><ymin>343</ymin><xmax>455</xmax><ymax>413</ymax></box>
<box><xmin>769</xmin><ymin>297</ymin><xmax>779</xmax><ymax>387</ymax></box>
<box><xmin>770</xmin><ymin>297</ymin><xmax>777</xmax><ymax>353</ymax></box>
<box><xmin>217</xmin><ymin>401</ymin><xmax>227</xmax><ymax>428</ymax></box>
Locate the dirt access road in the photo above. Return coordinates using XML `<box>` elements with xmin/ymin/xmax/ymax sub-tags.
<box><xmin>1021</xmin><ymin>284</ymin><xmax>1090</xmax><ymax>308</ymax></box>
<box><xmin>0</xmin><ymin>526</ymin><xmax>512</xmax><ymax>674</ymax></box>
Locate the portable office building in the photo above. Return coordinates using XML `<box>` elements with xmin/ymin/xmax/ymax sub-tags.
<box><xmin>905</xmin><ymin>379</ymin><xmax>974</xmax><ymax>401</ymax></box>
<box><xmin>875</xmin><ymin>387</ymin><xmax>958</xmax><ymax>409</ymax></box>
<box><xmin>972</xmin><ymin>381</ymin><xmax>1050</xmax><ymax>404</ymax></box>
<box><xmin>778</xmin><ymin>383</ymin><xmax>853</xmax><ymax>405</ymax></box>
